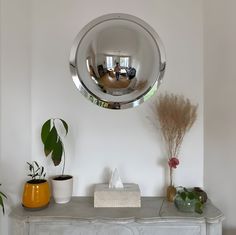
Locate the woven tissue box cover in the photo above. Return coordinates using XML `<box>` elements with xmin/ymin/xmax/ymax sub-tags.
<box><xmin>94</xmin><ymin>183</ymin><xmax>141</xmax><ymax>208</ymax></box>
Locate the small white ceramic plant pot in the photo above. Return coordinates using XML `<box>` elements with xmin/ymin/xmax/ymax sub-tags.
<box><xmin>52</xmin><ymin>175</ymin><xmax>73</xmax><ymax>204</ymax></box>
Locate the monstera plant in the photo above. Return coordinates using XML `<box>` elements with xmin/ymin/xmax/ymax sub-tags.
<box><xmin>41</xmin><ymin>118</ymin><xmax>73</xmax><ymax>204</ymax></box>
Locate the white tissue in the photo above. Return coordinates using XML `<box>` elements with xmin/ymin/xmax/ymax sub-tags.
<box><xmin>109</xmin><ymin>168</ymin><xmax>124</xmax><ymax>189</ymax></box>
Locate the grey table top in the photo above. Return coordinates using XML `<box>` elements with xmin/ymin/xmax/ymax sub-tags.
<box><xmin>10</xmin><ymin>197</ymin><xmax>224</xmax><ymax>224</ymax></box>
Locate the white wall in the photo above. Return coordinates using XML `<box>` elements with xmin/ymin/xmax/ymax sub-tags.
<box><xmin>0</xmin><ymin>0</ymin><xmax>203</xmax><ymax>234</ymax></box>
<box><xmin>0</xmin><ymin>0</ymin><xmax>32</xmax><ymax>234</ymax></box>
<box><xmin>30</xmin><ymin>0</ymin><xmax>203</xmax><ymax>195</ymax></box>
<box><xmin>204</xmin><ymin>0</ymin><xmax>236</xmax><ymax>234</ymax></box>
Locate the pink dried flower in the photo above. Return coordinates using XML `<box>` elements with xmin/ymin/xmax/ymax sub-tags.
<box><xmin>168</xmin><ymin>157</ymin><xmax>179</xmax><ymax>169</ymax></box>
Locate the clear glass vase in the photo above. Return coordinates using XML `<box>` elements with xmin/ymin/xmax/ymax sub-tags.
<box><xmin>174</xmin><ymin>194</ymin><xmax>196</xmax><ymax>213</ymax></box>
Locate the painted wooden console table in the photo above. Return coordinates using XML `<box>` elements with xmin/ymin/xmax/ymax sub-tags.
<box><xmin>9</xmin><ymin>197</ymin><xmax>224</xmax><ymax>235</ymax></box>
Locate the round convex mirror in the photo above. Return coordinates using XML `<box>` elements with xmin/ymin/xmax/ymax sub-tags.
<box><xmin>70</xmin><ymin>13</ymin><xmax>166</xmax><ymax>109</ymax></box>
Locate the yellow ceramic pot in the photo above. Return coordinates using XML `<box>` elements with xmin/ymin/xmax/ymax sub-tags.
<box><xmin>22</xmin><ymin>180</ymin><xmax>50</xmax><ymax>209</ymax></box>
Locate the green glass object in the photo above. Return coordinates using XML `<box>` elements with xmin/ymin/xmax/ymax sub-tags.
<box><xmin>174</xmin><ymin>194</ymin><xmax>196</xmax><ymax>213</ymax></box>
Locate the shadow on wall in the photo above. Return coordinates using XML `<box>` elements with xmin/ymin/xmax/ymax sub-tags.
<box><xmin>224</xmin><ymin>228</ymin><xmax>236</xmax><ymax>235</ymax></box>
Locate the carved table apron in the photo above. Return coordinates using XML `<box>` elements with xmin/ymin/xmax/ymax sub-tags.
<box><xmin>9</xmin><ymin>197</ymin><xmax>224</xmax><ymax>235</ymax></box>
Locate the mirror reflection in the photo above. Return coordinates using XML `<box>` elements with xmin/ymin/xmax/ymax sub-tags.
<box><xmin>70</xmin><ymin>14</ymin><xmax>166</xmax><ymax>109</ymax></box>
<box><xmin>87</xmin><ymin>57</ymin><xmax>138</xmax><ymax>96</ymax></box>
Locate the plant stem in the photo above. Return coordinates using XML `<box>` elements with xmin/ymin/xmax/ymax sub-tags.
<box><xmin>33</xmin><ymin>164</ymin><xmax>35</xmax><ymax>180</ymax></box>
<box><xmin>62</xmin><ymin>152</ymin><xmax>65</xmax><ymax>176</ymax></box>
<box><xmin>62</xmin><ymin>142</ymin><xmax>65</xmax><ymax>176</ymax></box>
<box><xmin>170</xmin><ymin>167</ymin><xmax>173</xmax><ymax>186</ymax></box>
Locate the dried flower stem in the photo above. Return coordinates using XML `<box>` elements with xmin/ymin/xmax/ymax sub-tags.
<box><xmin>170</xmin><ymin>168</ymin><xmax>173</xmax><ymax>186</ymax></box>
<box><xmin>156</xmin><ymin>93</ymin><xmax>198</xmax><ymax>160</ymax></box>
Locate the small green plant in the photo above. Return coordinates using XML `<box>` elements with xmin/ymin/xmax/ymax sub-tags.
<box><xmin>176</xmin><ymin>187</ymin><xmax>203</xmax><ymax>214</ymax></box>
<box><xmin>0</xmin><ymin>184</ymin><xmax>7</xmax><ymax>214</ymax></box>
<box><xmin>41</xmin><ymin>118</ymin><xmax>68</xmax><ymax>176</ymax></box>
<box><xmin>27</xmin><ymin>161</ymin><xmax>46</xmax><ymax>182</ymax></box>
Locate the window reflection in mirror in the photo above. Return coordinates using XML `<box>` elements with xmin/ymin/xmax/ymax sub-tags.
<box><xmin>86</xmin><ymin>53</ymin><xmax>137</xmax><ymax>96</ymax></box>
